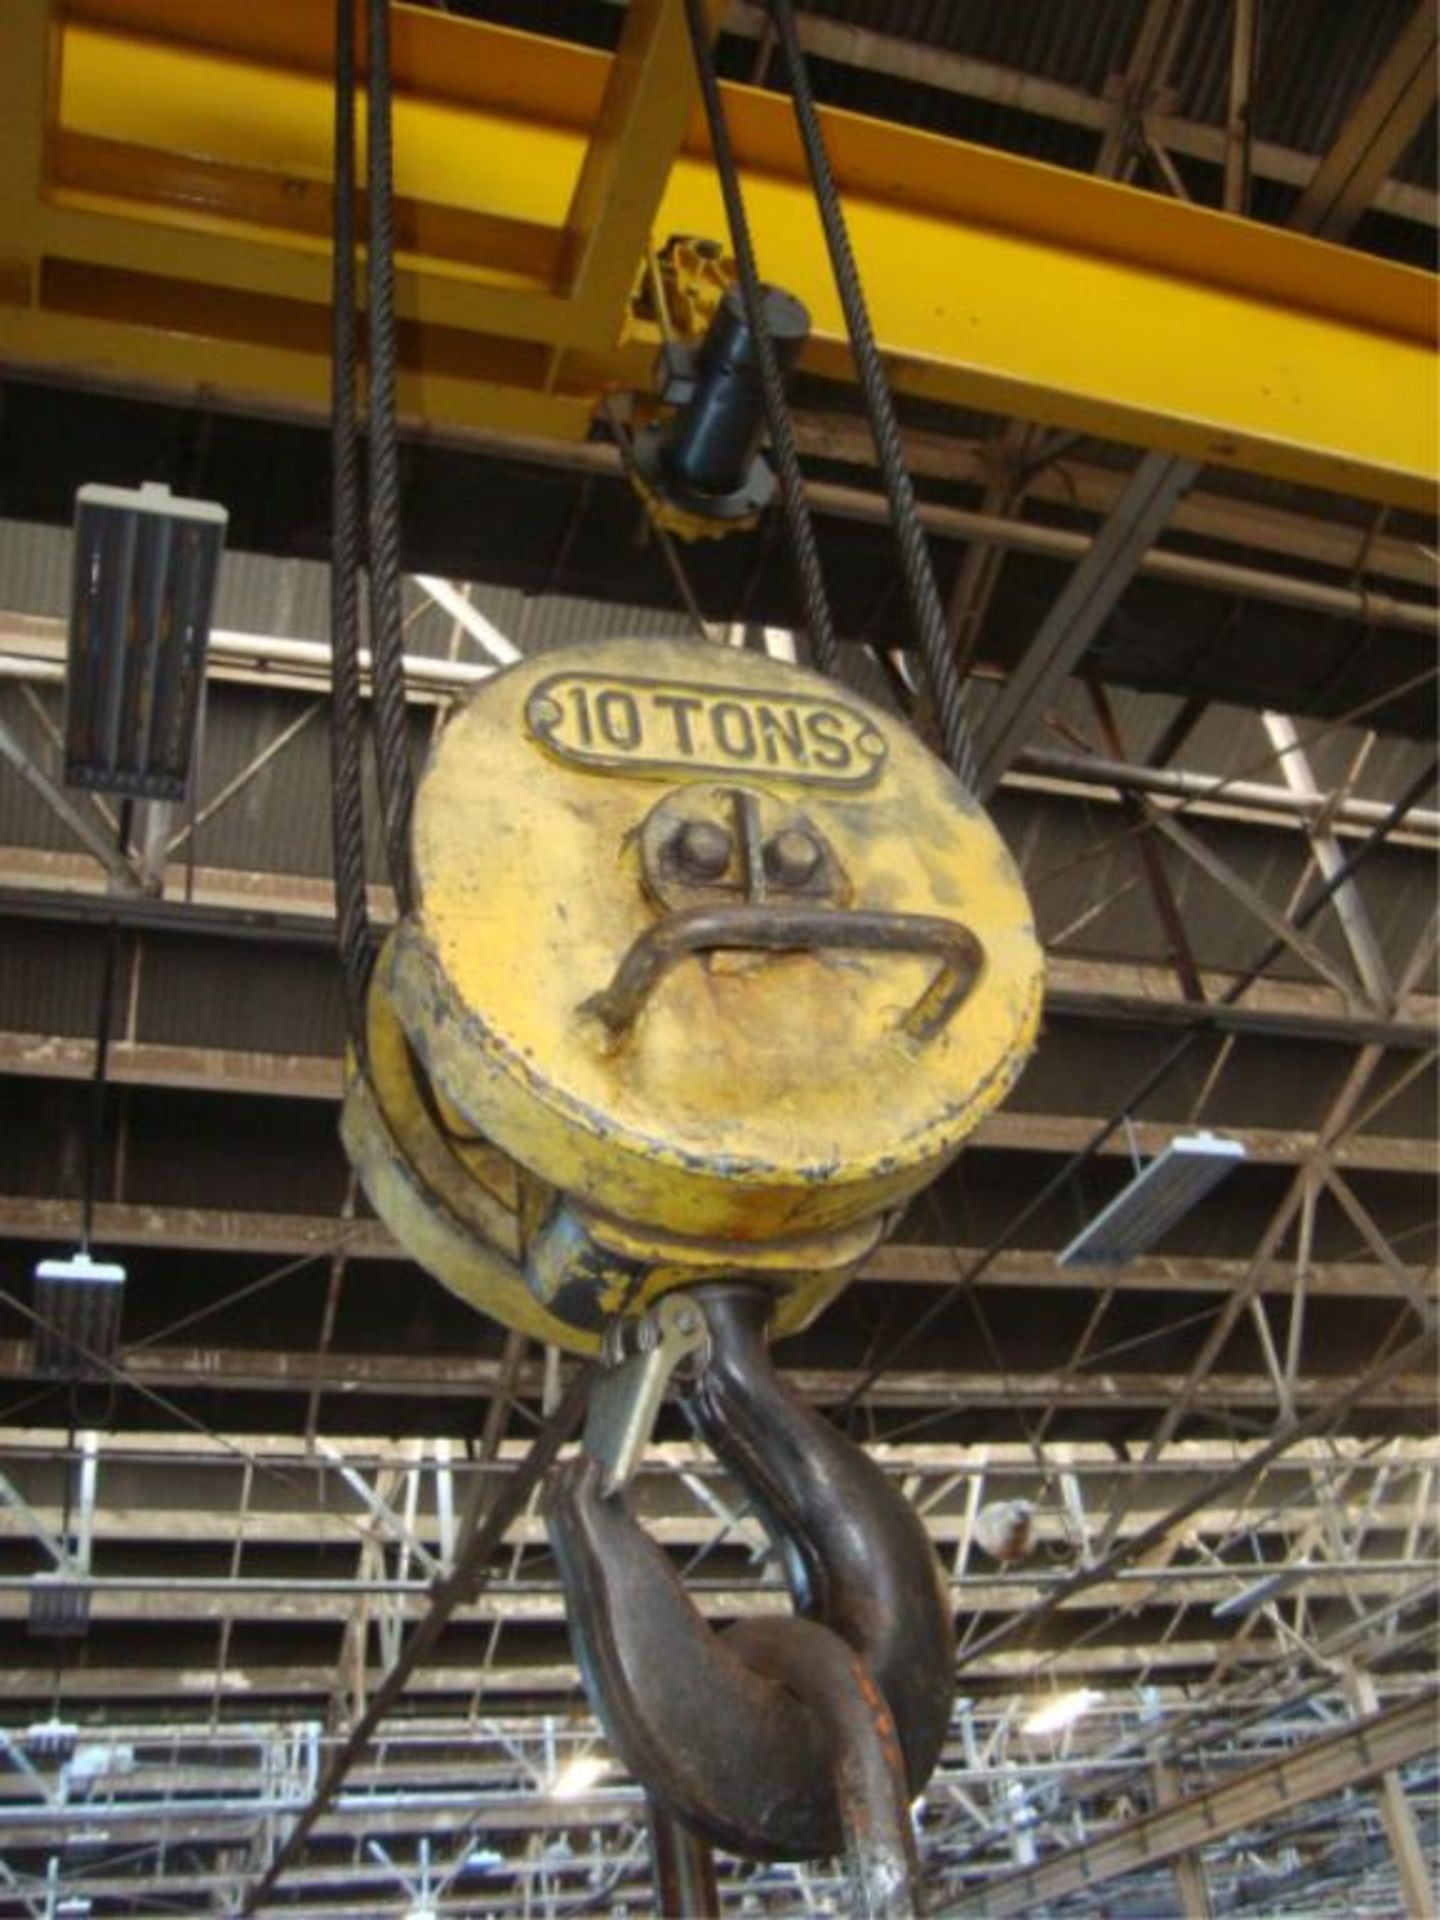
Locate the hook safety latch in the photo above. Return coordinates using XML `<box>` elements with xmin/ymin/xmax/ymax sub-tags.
<box><xmin>581</xmin><ymin>1291</ymin><xmax>709</xmax><ymax>1496</ymax></box>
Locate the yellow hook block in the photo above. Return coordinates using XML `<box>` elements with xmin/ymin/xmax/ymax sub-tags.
<box><xmin>345</xmin><ymin>637</ymin><xmax>1043</xmax><ymax>1346</ymax></box>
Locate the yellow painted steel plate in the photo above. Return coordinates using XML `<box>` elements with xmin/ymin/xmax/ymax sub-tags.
<box><xmin>390</xmin><ymin>638</ymin><xmax>1043</xmax><ymax>1242</ymax></box>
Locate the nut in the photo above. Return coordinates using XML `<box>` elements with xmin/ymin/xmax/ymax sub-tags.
<box><xmin>764</xmin><ymin>828</ymin><xmax>823</xmax><ymax>888</ymax></box>
<box><xmin>672</xmin><ymin>818</ymin><xmax>733</xmax><ymax>882</ymax></box>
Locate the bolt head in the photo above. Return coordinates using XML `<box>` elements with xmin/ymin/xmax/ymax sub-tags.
<box><xmin>765</xmin><ymin>828</ymin><xmax>823</xmax><ymax>887</ymax></box>
<box><xmin>672</xmin><ymin>818</ymin><xmax>732</xmax><ymax>882</ymax></box>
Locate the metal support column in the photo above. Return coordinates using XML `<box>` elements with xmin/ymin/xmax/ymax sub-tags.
<box><xmin>1151</xmin><ymin>1757</ymin><xmax>1213</xmax><ymax>1918</ymax></box>
<box><xmin>1292</xmin><ymin>2</ymin><xmax>1439</xmax><ymax>239</ymax></box>
<box><xmin>133</xmin><ymin>801</ymin><xmax>173</xmax><ymax>897</ymax></box>
<box><xmin>1260</xmin><ymin>712</ymin><xmax>1395</xmax><ymax>1011</ymax></box>
<box><xmin>1344</xmin><ymin>1666</ymin><xmax>1438</xmax><ymax>1917</ymax></box>
<box><xmin>1223</xmin><ymin>0</ymin><xmax>1257</xmax><ymax>213</ymax></box>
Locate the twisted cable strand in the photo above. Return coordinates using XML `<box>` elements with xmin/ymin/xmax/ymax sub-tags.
<box><xmin>679</xmin><ymin>0</ymin><xmax>841</xmax><ymax>679</ymax></box>
<box><xmin>365</xmin><ymin>0</ymin><xmax>417</xmax><ymax>912</ymax></box>
<box><xmin>329</xmin><ymin>0</ymin><xmax>374</xmax><ymax>1055</ymax></box>
<box><xmin>767</xmin><ymin>0</ymin><xmax>980</xmax><ymax>790</ymax></box>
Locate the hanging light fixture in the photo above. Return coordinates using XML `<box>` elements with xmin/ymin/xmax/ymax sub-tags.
<box><xmin>31</xmin><ymin>1251</ymin><xmax>126</xmax><ymax>1380</ymax></box>
<box><xmin>1058</xmin><ymin>1131</ymin><xmax>1247</xmax><ymax>1268</ymax></box>
<box><xmin>1212</xmin><ymin>1566</ymin><xmax>1307</xmax><ymax>1619</ymax></box>
<box><xmin>64</xmin><ymin>480</ymin><xmax>227</xmax><ymax>800</ymax></box>
<box><xmin>27</xmin><ymin>1574</ymin><xmax>91</xmax><ymax>1639</ymax></box>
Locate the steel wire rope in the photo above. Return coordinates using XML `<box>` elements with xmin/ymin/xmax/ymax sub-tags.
<box><xmin>635</xmin><ymin>12</ymin><xmax>1035</xmax><ymax>1468</ymax></box>
<box><xmin>329</xmin><ymin>0</ymin><xmax>375</xmax><ymax>1056</ymax></box>
<box><xmin>843</xmin><ymin>754</ymin><xmax>1440</xmax><ymax>1417</ymax></box>
<box><xmin>363</xmin><ymin>0</ymin><xmax>418</xmax><ymax>916</ymax></box>
<box><xmin>765</xmin><ymin>0</ymin><xmax>981</xmax><ymax>792</ymax></box>
<box><xmin>311</xmin><ymin>15</ymin><xmax>1436</xmax><ymax>1866</ymax></box>
<box><xmin>678</xmin><ymin>0</ymin><xmax>841</xmax><ymax>679</ymax></box>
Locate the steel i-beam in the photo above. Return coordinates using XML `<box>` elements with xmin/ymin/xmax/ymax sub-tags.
<box><xmin>0</xmin><ymin>1</ymin><xmax>1432</xmax><ymax>504</ymax></box>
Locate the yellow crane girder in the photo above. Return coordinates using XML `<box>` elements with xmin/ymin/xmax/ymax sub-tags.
<box><xmin>0</xmin><ymin>0</ymin><xmax>1435</xmax><ymax>507</ymax></box>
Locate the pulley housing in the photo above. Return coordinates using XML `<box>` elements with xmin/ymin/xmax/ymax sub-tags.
<box><xmin>342</xmin><ymin>637</ymin><xmax>1043</xmax><ymax>1351</ymax></box>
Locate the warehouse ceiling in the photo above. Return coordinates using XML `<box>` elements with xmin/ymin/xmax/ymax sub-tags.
<box><xmin>0</xmin><ymin>1</ymin><xmax>1436</xmax><ymax>1915</ymax></box>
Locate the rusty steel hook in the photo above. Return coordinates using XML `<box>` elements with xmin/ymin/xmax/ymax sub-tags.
<box><xmin>545</xmin><ymin>1284</ymin><xmax>955</xmax><ymax>1896</ymax></box>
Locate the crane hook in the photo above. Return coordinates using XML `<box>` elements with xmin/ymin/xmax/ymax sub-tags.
<box><xmin>546</xmin><ymin>1284</ymin><xmax>954</xmax><ymax>1901</ymax></box>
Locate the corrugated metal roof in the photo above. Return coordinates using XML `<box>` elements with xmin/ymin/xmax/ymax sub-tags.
<box><xmin>792</xmin><ymin>0</ymin><xmax>1434</xmax><ymax>264</ymax></box>
<box><xmin>137</xmin><ymin>935</ymin><xmax>347</xmax><ymax>1059</ymax></box>
<box><xmin>1171</xmin><ymin>0</ymin><xmax>1427</xmax><ymax>161</ymax></box>
<box><xmin>0</xmin><ymin>518</ymin><xmax>704</xmax><ymax>659</ymax></box>
<box><xmin>0</xmin><ymin>519</ymin><xmax>335</xmax><ymax>641</ymax></box>
<box><xmin>0</xmin><ymin>916</ymin><xmax>111</xmax><ymax>1041</ymax></box>
<box><xmin>800</xmin><ymin>0</ymin><xmax>1435</xmax><ymax>183</ymax></box>
<box><xmin>801</xmin><ymin>0</ymin><xmax>1145</xmax><ymax>90</ymax></box>
<box><xmin>448</xmin><ymin>0</ymin><xmax>1435</xmax><ymax>237</ymax></box>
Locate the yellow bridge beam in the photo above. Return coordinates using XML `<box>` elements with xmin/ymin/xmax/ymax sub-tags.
<box><xmin>0</xmin><ymin>0</ymin><xmax>1434</xmax><ymax>506</ymax></box>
